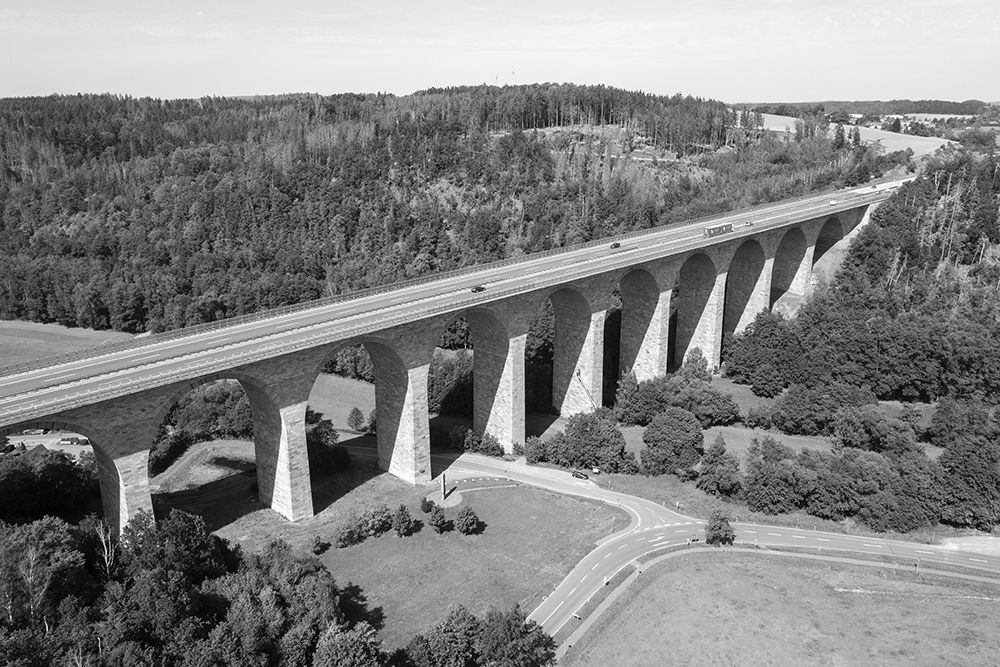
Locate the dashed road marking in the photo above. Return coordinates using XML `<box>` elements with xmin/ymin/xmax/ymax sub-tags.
<box><xmin>792</xmin><ymin>535</ymin><xmax>805</xmax><ymax>539</ymax></box>
<box><xmin>863</xmin><ymin>544</ymin><xmax>882</xmax><ymax>548</ymax></box>
<box><xmin>915</xmin><ymin>550</ymin><xmax>934</xmax><ymax>555</ymax></box>
<box><xmin>817</xmin><ymin>538</ymin><xmax>830</xmax><ymax>542</ymax></box>
<box><xmin>970</xmin><ymin>558</ymin><xmax>988</xmax><ymax>563</ymax></box>
<box><xmin>767</xmin><ymin>533</ymin><xmax>781</xmax><ymax>536</ymax></box>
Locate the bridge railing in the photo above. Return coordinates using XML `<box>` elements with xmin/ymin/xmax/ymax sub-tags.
<box><xmin>0</xmin><ymin>184</ymin><xmax>893</xmax><ymax>379</ymax></box>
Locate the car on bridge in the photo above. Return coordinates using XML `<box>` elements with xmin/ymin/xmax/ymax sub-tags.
<box><xmin>610</xmin><ymin>242</ymin><xmax>621</xmax><ymax>249</ymax></box>
<box><xmin>471</xmin><ymin>285</ymin><xmax>486</xmax><ymax>293</ymax></box>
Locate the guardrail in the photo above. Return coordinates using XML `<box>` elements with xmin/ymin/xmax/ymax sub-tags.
<box><xmin>0</xmin><ymin>183</ymin><xmax>900</xmax><ymax>381</ymax></box>
<box><xmin>0</xmin><ymin>279</ymin><xmax>543</xmax><ymax>423</ymax></box>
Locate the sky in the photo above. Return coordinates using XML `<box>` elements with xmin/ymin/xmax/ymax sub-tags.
<box><xmin>1</xmin><ymin>0</ymin><xmax>997</xmax><ymax>103</ymax></box>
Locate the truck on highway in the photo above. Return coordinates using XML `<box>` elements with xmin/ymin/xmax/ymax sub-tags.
<box><xmin>704</xmin><ymin>223</ymin><xmax>734</xmax><ymax>238</ymax></box>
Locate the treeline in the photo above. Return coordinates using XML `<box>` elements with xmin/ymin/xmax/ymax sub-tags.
<box><xmin>751</xmin><ymin>99</ymin><xmax>992</xmax><ymax>118</ymax></box>
<box><xmin>0</xmin><ymin>89</ymin><xmax>901</xmax><ymax>334</ymax></box>
<box><xmin>0</xmin><ymin>510</ymin><xmax>554</xmax><ymax>666</ymax></box>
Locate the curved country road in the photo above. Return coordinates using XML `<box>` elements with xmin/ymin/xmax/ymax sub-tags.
<box><xmin>431</xmin><ymin>452</ymin><xmax>1000</xmax><ymax>639</ymax></box>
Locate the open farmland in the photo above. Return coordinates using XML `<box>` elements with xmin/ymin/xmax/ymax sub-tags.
<box><xmin>760</xmin><ymin>113</ymin><xmax>951</xmax><ymax>157</ymax></box>
<box><xmin>0</xmin><ymin>320</ymin><xmax>133</xmax><ymax>367</ymax></box>
<box><xmin>564</xmin><ymin>552</ymin><xmax>1000</xmax><ymax>667</ymax></box>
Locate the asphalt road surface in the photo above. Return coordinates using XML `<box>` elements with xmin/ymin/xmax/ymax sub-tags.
<box><xmin>0</xmin><ymin>180</ymin><xmax>909</xmax><ymax>426</ymax></box>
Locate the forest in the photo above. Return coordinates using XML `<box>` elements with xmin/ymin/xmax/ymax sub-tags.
<box><xmin>723</xmin><ymin>144</ymin><xmax>1000</xmax><ymax>531</ymax></box>
<box><xmin>0</xmin><ymin>87</ymin><xmax>904</xmax><ymax>334</ymax></box>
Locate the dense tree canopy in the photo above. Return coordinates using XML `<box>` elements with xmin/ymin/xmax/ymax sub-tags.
<box><xmin>0</xmin><ymin>89</ymin><xmax>903</xmax><ymax>336</ymax></box>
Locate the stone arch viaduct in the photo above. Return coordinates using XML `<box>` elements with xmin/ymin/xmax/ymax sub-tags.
<box><xmin>0</xmin><ymin>183</ymin><xmax>906</xmax><ymax>533</ymax></box>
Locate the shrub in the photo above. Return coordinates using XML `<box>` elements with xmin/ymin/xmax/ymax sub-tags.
<box><xmin>743</xmin><ymin>404</ymin><xmax>773</xmax><ymax>430</ymax></box>
<box><xmin>309</xmin><ymin>438</ymin><xmax>351</xmax><ymax>476</ymax></box>
<box><xmin>472</xmin><ymin>432</ymin><xmax>504</xmax><ymax>457</ymax></box>
<box><xmin>511</xmin><ymin>441</ymin><xmax>525</xmax><ymax>457</ymax></box>
<box><xmin>640</xmin><ymin>407</ymin><xmax>704</xmax><ymax>476</ymax></box>
<box><xmin>449</xmin><ymin>425</ymin><xmax>468</xmax><ymax>451</ymax></box>
<box><xmin>347</xmin><ymin>407</ymin><xmax>366</xmax><ymax>432</ymax></box>
<box><xmin>542</xmin><ymin>411</ymin><xmax>636</xmax><ymax>473</ymax></box>
<box><xmin>393</xmin><ymin>505</ymin><xmax>415</xmax><ymax>537</ymax></box>
<box><xmin>334</xmin><ymin>521</ymin><xmax>363</xmax><ymax>549</ymax></box>
<box><xmin>428</xmin><ymin>505</ymin><xmax>450</xmax><ymax>534</ymax></box>
<box><xmin>456</xmin><ymin>506</ymin><xmax>482</xmax><ymax>535</ymax></box>
<box><xmin>772</xmin><ymin>383</ymin><xmax>876</xmax><ymax>436</ymax></box>
<box><xmin>524</xmin><ymin>436</ymin><xmax>544</xmax><ymax>464</ymax></box>
<box><xmin>420</xmin><ymin>497</ymin><xmax>436</xmax><ymax>513</ymax></box>
<box><xmin>363</xmin><ymin>504</ymin><xmax>393</xmax><ymax>538</ymax></box>
<box><xmin>705</xmin><ymin>511</ymin><xmax>736</xmax><ymax>546</ymax></box>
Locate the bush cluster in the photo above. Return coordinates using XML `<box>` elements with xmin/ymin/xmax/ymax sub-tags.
<box><xmin>528</xmin><ymin>410</ymin><xmax>638</xmax><ymax>474</ymax></box>
<box><xmin>615</xmin><ymin>353</ymin><xmax>740</xmax><ymax>428</ymax></box>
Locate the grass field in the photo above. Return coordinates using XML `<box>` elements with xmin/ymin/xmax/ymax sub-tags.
<box><xmin>563</xmin><ymin>552</ymin><xmax>1000</xmax><ymax>667</ymax></box>
<box><xmin>0</xmin><ymin>320</ymin><xmax>133</xmax><ymax>366</ymax></box>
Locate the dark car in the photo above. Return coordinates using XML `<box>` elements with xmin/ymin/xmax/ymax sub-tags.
<box><xmin>471</xmin><ymin>285</ymin><xmax>486</xmax><ymax>293</ymax></box>
<box><xmin>610</xmin><ymin>242</ymin><xmax>621</xmax><ymax>249</ymax></box>
<box><xmin>571</xmin><ymin>470</ymin><xmax>588</xmax><ymax>480</ymax></box>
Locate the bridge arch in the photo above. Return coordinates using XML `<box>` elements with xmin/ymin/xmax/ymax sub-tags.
<box><xmin>813</xmin><ymin>216</ymin><xmax>845</xmax><ymax>267</ymax></box>
<box><xmin>617</xmin><ymin>268</ymin><xmax>667</xmax><ymax>383</ymax></box>
<box><xmin>152</xmin><ymin>368</ymin><xmax>312</xmax><ymax>525</ymax></box>
<box><xmin>673</xmin><ymin>253</ymin><xmax>723</xmax><ymax>370</ymax></box>
<box><xmin>427</xmin><ymin>309</ymin><xmax>520</xmax><ymax>449</ymax></box>
<box><xmin>770</xmin><ymin>227</ymin><xmax>810</xmax><ymax>314</ymax></box>
<box><xmin>723</xmin><ymin>239</ymin><xmax>767</xmax><ymax>340</ymax></box>
<box><xmin>542</xmin><ymin>286</ymin><xmax>604</xmax><ymax>416</ymax></box>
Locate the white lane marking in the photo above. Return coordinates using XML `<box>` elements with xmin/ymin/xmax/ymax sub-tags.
<box><xmin>540</xmin><ymin>600</ymin><xmax>564</xmax><ymax>626</ymax></box>
<box><xmin>604</xmin><ymin>553</ymin><xmax>612</xmax><ymax>559</ymax></box>
<box><xmin>591</xmin><ymin>563</ymin><xmax>599</xmax><ymax>570</ymax></box>
<box><xmin>676</xmin><ymin>529</ymin><xmax>688</xmax><ymax>533</ymax></box>
<box><xmin>569</xmin><ymin>587</ymin><xmax>577</xmax><ymax>595</ymax></box>
<box><xmin>792</xmin><ymin>535</ymin><xmax>805</xmax><ymax>539</ymax></box>
<box><xmin>970</xmin><ymin>558</ymin><xmax>988</xmax><ymax>563</ymax></box>
<box><xmin>767</xmin><ymin>533</ymin><xmax>781</xmax><ymax>536</ymax></box>
<box><xmin>863</xmin><ymin>544</ymin><xmax>882</xmax><ymax>548</ymax></box>
<box><xmin>915</xmin><ymin>550</ymin><xmax>934</xmax><ymax>555</ymax></box>
<box><xmin>817</xmin><ymin>538</ymin><xmax>830</xmax><ymax>542</ymax></box>
<box><xmin>47</xmin><ymin>373</ymin><xmax>77</xmax><ymax>382</ymax></box>
<box><xmin>618</xmin><ymin>544</ymin><xmax>629</xmax><ymax>550</ymax></box>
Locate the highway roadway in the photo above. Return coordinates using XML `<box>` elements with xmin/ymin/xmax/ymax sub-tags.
<box><xmin>0</xmin><ymin>181</ymin><xmax>909</xmax><ymax>426</ymax></box>
<box><xmin>392</xmin><ymin>449</ymin><xmax>1000</xmax><ymax>638</ymax></box>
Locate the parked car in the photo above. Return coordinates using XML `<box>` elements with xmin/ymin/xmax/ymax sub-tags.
<box><xmin>56</xmin><ymin>436</ymin><xmax>89</xmax><ymax>446</ymax></box>
<box><xmin>571</xmin><ymin>470</ymin><xmax>588</xmax><ymax>480</ymax></box>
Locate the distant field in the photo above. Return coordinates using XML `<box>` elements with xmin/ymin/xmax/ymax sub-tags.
<box><xmin>0</xmin><ymin>320</ymin><xmax>133</xmax><ymax>366</ymax></box>
<box><xmin>760</xmin><ymin>113</ymin><xmax>950</xmax><ymax>158</ymax></box>
<box><xmin>563</xmin><ymin>552</ymin><xmax>1000</xmax><ymax>667</ymax></box>
<box><xmin>308</xmin><ymin>374</ymin><xmax>376</xmax><ymax>432</ymax></box>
